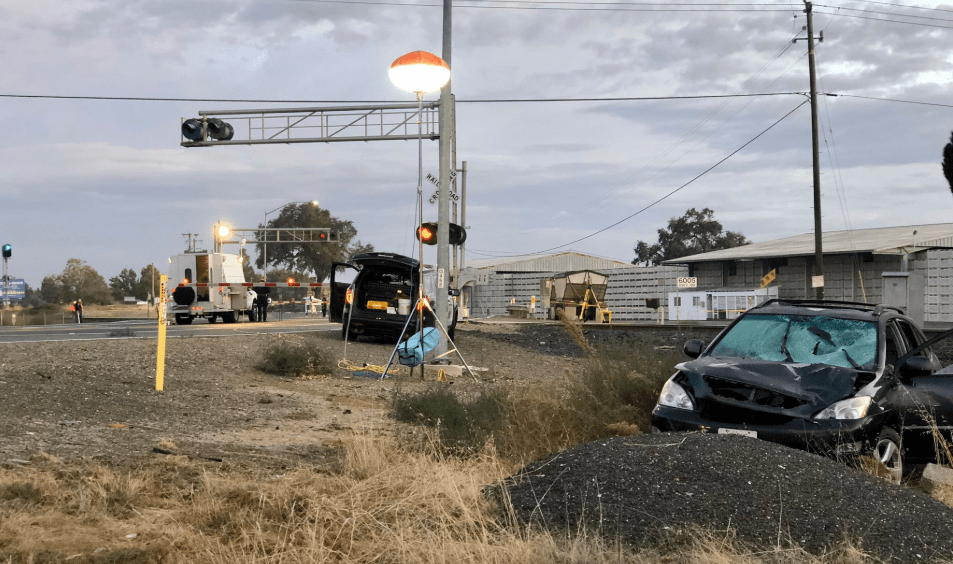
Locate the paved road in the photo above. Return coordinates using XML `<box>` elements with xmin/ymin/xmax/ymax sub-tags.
<box><xmin>0</xmin><ymin>314</ymin><xmax>338</xmax><ymax>344</ymax></box>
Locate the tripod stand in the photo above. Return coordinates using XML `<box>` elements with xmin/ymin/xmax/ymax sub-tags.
<box><xmin>380</xmin><ymin>294</ymin><xmax>477</xmax><ymax>381</ymax></box>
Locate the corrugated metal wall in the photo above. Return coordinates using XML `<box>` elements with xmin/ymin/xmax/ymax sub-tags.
<box><xmin>690</xmin><ymin>255</ymin><xmax>902</xmax><ymax>304</ymax></box>
<box><xmin>918</xmin><ymin>249</ymin><xmax>953</xmax><ymax>322</ymax></box>
<box><xmin>464</xmin><ymin>252</ymin><xmax>953</xmax><ymax>321</ymax></box>
<box><xmin>467</xmin><ymin>265</ymin><xmax>688</xmax><ymax>320</ymax></box>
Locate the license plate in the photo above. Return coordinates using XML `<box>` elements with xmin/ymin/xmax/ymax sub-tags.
<box><xmin>718</xmin><ymin>428</ymin><xmax>757</xmax><ymax>438</ymax></box>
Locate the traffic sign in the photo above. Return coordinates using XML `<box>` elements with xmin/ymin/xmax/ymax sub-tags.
<box><xmin>676</xmin><ymin>277</ymin><xmax>697</xmax><ymax>288</ymax></box>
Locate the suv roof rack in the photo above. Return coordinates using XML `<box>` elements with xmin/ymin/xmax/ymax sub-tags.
<box><xmin>753</xmin><ymin>299</ymin><xmax>904</xmax><ymax>316</ymax></box>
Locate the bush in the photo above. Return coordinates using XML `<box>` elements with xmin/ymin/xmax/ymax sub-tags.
<box><xmin>255</xmin><ymin>338</ymin><xmax>334</xmax><ymax>377</ymax></box>
<box><xmin>392</xmin><ymin>384</ymin><xmax>510</xmax><ymax>456</ymax></box>
<box><xmin>390</xmin><ymin>340</ymin><xmax>684</xmax><ymax>464</ymax></box>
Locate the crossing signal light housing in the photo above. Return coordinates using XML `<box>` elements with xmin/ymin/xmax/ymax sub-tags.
<box><xmin>416</xmin><ymin>222</ymin><xmax>467</xmax><ymax>246</ymax></box>
<box><xmin>181</xmin><ymin>118</ymin><xmax>234</xmax><ymax>142</ymax></box>
<box><xmin>329</xmin><ymin>232</ymin><xmax>338</xmax><ymax>242</ymax></box>
<box><xmin>318</xmin><ymin>232</ymin><xmax>328</xmax><ymax>241</ymax></box>
<box><xmin>207</xmin><ymin>118</ymin><xmax>234</xmax><ymax>141</ymax></box>
<box><xmin>181</xmin><ymin>119</ymin><xmax>205</xmax><ymax>141</ymax></box>
<box><xmin>416</xmin><ymin>222</ymin><xmax>437</xmax><ymax>245</ymax></box>
<box><xmin>1</xmin><ymin>244</ymin><xmax>10</xmax><ymax>258</ymax></box>
<box><xmin>448</xmin><ymin>223</ymin><xmax>467</xmax><ymax>246</ymax></box>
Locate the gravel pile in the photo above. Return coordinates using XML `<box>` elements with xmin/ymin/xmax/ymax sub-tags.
<box><xmin>503</xmin><ymin>432</ymin><xmax>953</xmax><ymax>563</ymax></box>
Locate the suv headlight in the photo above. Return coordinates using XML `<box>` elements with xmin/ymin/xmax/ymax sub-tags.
<box><xmin>658</xmin><ymin>378</ymin><xmax>694</xmax><ymax>410</ymax></box>
<box><xmin>813</xmin><ymin>396</ymin><xmax>872</xmax><ymax>420</ymax></box>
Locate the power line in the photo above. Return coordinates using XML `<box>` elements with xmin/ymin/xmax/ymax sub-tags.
<box><xmin>573</xmin><ymin>38</ymin><xmax>802</xmax><ymax>220</ymax></box>
<box><xmin>467</xmin><ymin>100</ymin><xmax>810</xmax><ymax>258</ymax></box>
<box><xmin>815</xmin><ymin>9</ymin><xmax>953</xmax><ymax>29</ymax></box>
<box><xmin>843</xmin><ymin>0</ymin><xmax>953</xmax><ymax>14</ymax></box>
<box><xmin>291</xmin><ymin>0</ymin><xmax>799</xmax><ymax>11</ymax></box>
<box><xmin>4</xmin><ymin>91</ymin><xmax>950</xmax><ymax>108</ymax></box>
<box><xmin>0</xmin><ymin>92</ymin><xmax>802</xmax><ymax>104</ymax></box>
<box><xmin>834</xmin><ymin>94</ymin><xmax>953</xmax><ymax>108</ymax></box>
<box><xmin>815</xmin><ymin>3</ymin><xmax>953</xmax><ymax>24</ymax></box>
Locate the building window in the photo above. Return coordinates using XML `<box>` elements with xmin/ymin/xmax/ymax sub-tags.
<box><xmin>725</xmin><ymin>262</ymin><xmax>737</xmax><ymax>277</ymax></box>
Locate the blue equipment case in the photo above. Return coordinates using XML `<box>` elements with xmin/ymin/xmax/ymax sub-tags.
<box><xmin>398</xmin><ymin>327</ymin><xmax>440</xmax><ymax>366</ymax></box>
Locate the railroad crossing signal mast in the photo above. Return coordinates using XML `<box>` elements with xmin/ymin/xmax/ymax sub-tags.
<box><xmin>2</xmin><ymin>244</ymin><xmax>10</xmax><ymax>307</ymax></box>
<box><xmin>180</xmin><ymin>100</ymin><xmax>459</xmax><ymax>352</ymax></box>
<box><xmin>183</xmin><ymin>0</ymin><xmax>459</xmax><ymax>356</ymax></box>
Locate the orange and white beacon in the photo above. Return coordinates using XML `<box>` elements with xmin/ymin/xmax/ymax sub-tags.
<box><xmin>388</xmin><ymin>51</ymin><xmax>450</xmax><ymax>95</ymax></box>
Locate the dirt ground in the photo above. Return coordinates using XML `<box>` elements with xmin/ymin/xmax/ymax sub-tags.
<box><xmin>0</xmin><ymin>315</ymin><xmax>621</xmax><ymax>473</ymax></box>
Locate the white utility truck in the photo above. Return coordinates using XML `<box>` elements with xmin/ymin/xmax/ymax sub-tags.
<box><xmin>168</xmin><ymin>251</ymin><xmax>257</xmax><ymax>325</ymax></box>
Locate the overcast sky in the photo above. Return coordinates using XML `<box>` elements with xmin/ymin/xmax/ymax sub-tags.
<box><xmin>2</xmin><ymin>0</ymin><xmax>953</xmax><ymax>287</ymax></box>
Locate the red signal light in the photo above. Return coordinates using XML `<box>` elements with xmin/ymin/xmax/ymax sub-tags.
<box><xmin>416</xmin><ymin>223</ymin><xmax>437</xmax><ymax>245</ymax></box>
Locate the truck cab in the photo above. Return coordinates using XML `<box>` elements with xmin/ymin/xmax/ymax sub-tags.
<box><xmin>168</xmin><ymin>252</ymin><xmax>257</xmax><ymax>324</ymax></box>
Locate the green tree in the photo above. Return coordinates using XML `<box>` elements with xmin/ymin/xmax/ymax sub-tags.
<box><xmin>49</xmin><ymin>259</ymin><xmax>113</xmax><ymax>304</ymax></box>
<box><xmin>109</xmin><ymin>268</ymin><xmax>139</xmax><ymax>301</ymax></box>
<box><xmin>633</xmin><ymin>208</ymin><xmax>749</xmax><ymax>266</ymax></box>
<box><xmin>943</xmin><ymin>131</ymin><xmax>953</xmax><ymax>194</ymax></box>
<box><xmin>39</xmin><ymin>275</ymin><xmax>61</xmax><ymax>304</ymax></box>
<box><xmin>256</xmin><ymin>203</ymin><xmax>373</xmax><ymax>282</ymax></box>
<box><xmin>239</xmin><ymin>249</ymin><xmax>257</xmax><ymax>283</ymax></box>
<box><xmin>136</xmin><ymin>264</ymin><xmax>162</xmax><ymax>302</ymax></box>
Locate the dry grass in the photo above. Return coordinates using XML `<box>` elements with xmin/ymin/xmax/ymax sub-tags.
<box><xmin>4</xmin><ymin>320</ymin><xmax>953</xmax><ymax>562</ymax></box>
<box><xmin>0</xmin><ymin>435</ymin><xmax>915</xmax><ymax>564</ymax></box>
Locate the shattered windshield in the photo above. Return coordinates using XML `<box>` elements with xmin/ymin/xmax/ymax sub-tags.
<box><xmin>710</xmin><ymin>314</ymin><xmax>877</xmax><ymax>369</ymax></box>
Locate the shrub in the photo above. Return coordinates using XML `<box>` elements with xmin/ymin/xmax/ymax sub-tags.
<box><xmin>255</xmin><ymin>338</ymin><xmax>334</xmax><ymax>377</ymax></box>
<box><xmin>391</xmin><ymin>384</ymin><xmax>510</xmax><ymax>456</ymax></box>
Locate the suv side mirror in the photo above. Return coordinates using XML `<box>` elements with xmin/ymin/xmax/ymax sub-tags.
<box><xmin>684</xmin><ymin>339</ymin><xmax>706</xmax><ymax>359</ymax></box>
<box><xmin>899</xmin><ymin>355</ymin><xmax>934</xmax><ymax>379</ymax></box>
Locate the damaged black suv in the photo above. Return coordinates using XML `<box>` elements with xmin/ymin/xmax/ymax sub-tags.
<box><xmin>651</xmin><ymin>299</ymin><xmax>953</xmax><ymax>481</ymax></box>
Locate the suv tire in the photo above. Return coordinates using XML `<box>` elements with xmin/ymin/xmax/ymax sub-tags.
<box><xmin>872</xmin><ymin>426</ymin><xmax>903</xmax><ymax>483</ymax></box>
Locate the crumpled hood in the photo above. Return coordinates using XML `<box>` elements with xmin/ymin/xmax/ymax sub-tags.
<box><xmin>680</xmin><ymin>356</ymin><xmax>860</xmax><ymax>417</ymax></box>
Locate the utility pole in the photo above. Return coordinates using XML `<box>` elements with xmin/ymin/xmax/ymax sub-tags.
<box><xmin>795</xmin><ymin>1</ymin><xmax>825</xmax><ymax>300</ymax></box>
<box><xmin>436</xmin><ymin>0</ymin><xmax>453</xmax><ymax>358</ymax></box>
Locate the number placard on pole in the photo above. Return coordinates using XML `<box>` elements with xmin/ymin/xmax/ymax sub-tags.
<box><xmin>676</xmin><ymin>277</ymin><xmax>697</xmax><ymax>288</ymax></box>
<box><xmin>156</xmin><ymin>274</ymin><xmax>168</xmax><ymax>391</ymax></box>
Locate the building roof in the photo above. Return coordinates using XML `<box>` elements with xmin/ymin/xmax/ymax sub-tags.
<box><xmin>663</xmin><ymin>223</ymin><xmax>953</xmax><ymax>264</ymax></box>
<box><xmin>465</xmin><ymin>250</ymin><xmax>631</xmax><ymax>273</ymax></box>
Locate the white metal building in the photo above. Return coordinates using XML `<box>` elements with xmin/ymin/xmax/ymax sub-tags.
<box><xmin>459</xmin><ymin>252</ymin><xmax>689</xmax><ymax>320</ymax></box>
<box><xmin>663</xmin><ymin>223</ymin><xmax>953</xmax><ymax>324</ymax></box>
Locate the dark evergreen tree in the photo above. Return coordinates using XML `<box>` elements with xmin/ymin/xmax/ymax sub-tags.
<box><xmin>633</xmin><ymin>208</ymin><xmax>749</xmax><ymax>266</ymax></box>
<box><xmin>943</xmin><ymin>131</ymin><xmax>953</xmax><ymax>194</ymax></box>
<box><xmin>256</xmin><ymin>203</ymin><xmax>373</xmax><ymax>282</ymax></box>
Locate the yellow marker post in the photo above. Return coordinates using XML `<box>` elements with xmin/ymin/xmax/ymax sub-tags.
<box><xmin>156</xmin><ymin>274</ymin><xmax>168</xmax><ymax>391</ymax></box>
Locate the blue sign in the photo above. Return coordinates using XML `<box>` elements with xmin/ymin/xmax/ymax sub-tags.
<box><xmin>0</xmin><ymin>279</ymin><xmax>25</xmax><ymax>300</ymax></box>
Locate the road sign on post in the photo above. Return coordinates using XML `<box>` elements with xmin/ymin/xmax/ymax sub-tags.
<box><xmin>676</xmin><ymin>277</ymin><xmax>697</xmax><ymax>288</ymax></box>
